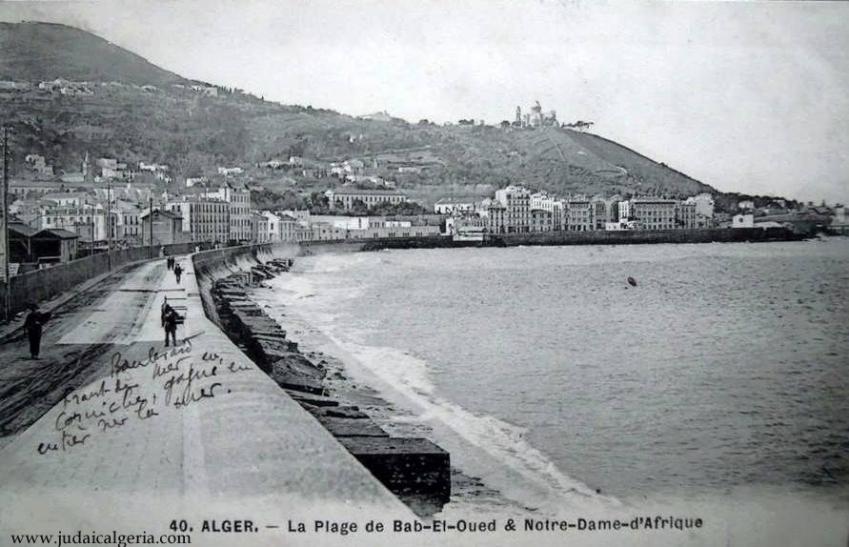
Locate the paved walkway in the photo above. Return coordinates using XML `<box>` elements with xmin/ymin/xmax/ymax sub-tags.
<box><xmin>0</xmin><ymin>255</ymin><xmax>408</xmax><ymax>544</ymax></box>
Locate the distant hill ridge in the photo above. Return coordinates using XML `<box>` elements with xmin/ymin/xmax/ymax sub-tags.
<box><xmin>0</xmin><ymin>21</ymin><xmax>741</xmax><ymax>207</ymax></box>
<box><xmin>0</xmin><ymin>21</ymin><xmax>189</xmax><ymax>86</ymax></box>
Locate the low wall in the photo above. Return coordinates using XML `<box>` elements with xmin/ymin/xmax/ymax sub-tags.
<box><xmin>492</xmin><ymin>226</ymin><xmax>804</xmax><ymax>246</ymax></box>
<box><xmin>191</xmin><ymin>242</ymin><xmax>300</xmax><ymax>326</ymax></box>
<box><xmin>2</xmin><ymin>241</ymin><xmax>215</xmax><ymax>318</ymax></box>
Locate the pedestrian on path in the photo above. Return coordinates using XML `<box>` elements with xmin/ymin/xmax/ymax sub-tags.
<box><xmin>24</xmin><ymin>304</ymin><xmax>51</xmax><ymax>359</ymax></box>
<box><xmin>163</xmin><ymin>306</ymin><xmax>180</xmax><ymax>347</ymax></box>
<box><xmin>161</xmin><ymin>298</ymin><xmax>172</xmax><ymax>327</ymax></box>
<box><xmin>174</xmin><ymin>263</ymin><xmax>183</xmax><ymax>284</ymax></box>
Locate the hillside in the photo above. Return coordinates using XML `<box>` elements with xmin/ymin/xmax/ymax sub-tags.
<box><xmin>0</xmin><ymin>21</ymin><xmax>188</xmax><ymax>86</ymax></box>
<box><xmin>0</xmin><ymin>21</ymin><xmax>729</xmax><ymax>207</ymax></box>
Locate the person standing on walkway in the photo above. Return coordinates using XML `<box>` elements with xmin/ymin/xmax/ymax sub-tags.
<box><xmin>161</xmin><ymin>298</ymin><xmax>172</xmax><ymax>328</ymax></box>
<box><xmin>174</xmin><ymin>263</ymin><xmax>183</xmax><ymax>284</ymax></box>
<box><xmin>24</xmin><ymin>304</ymin><xmax>51</xmax><ymax>359</ymax></box>
<box><xmin>163</xmin><ymin>306</ymin><xmax>180</xmax><ymax>347</ymax></box>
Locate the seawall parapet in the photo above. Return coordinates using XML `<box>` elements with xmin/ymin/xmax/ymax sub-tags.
<box><xmin>191</xmin><ymin>243</ymin><xmax>451</xmax><ymax>516</ymax></box>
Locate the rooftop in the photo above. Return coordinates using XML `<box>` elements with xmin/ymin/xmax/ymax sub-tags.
<box><xmin>34</xmin><ymin>228</ymin><xmax>79</xmax><ymax>240</ymax></box>
<box><xmin>330</xmin><ymin>188</ymin><xmax>406</xmax><ymax>196</ymax></box>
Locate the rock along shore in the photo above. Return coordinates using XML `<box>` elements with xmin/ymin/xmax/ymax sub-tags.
<box><xmin>207</xmin><ymin>256</ymin><xmax>451</xmax><ymax>516</ymax></box>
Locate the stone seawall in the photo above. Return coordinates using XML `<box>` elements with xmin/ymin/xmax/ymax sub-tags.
<box><xmin>492</xmin><ymin>226</ymin><xmax>805</xmax><ymax>246</ymax></box>
<box><xmin>357</xmin><ymin>226</ymin><xmax>804</xmax><ymax>251</ymax></box>
<box><xmin>191</xmin><ymin>243</ymin><xmax>451</xmax><ymax>515</ymax></box>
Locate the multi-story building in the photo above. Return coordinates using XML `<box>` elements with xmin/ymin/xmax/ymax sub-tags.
<box><xmin>434</xmin><ymin>198</ymin><xmax>477</xmax><ymax>215</ymax></box>
<box><xmin>486</xmin><ymin>200</ymin><xmax>507</xmax><ymax>234</ymax></box>
<box><xmin>39</xmin><ymin>203</ymin><xmax>117</xmax><ymax>242</ymax></box>
<box><xmin>675</xmin><ymin>201</ymin><xmax>698</xmax><ymax>229</ymax></box>
<box><xmin>494</xmin><ymin>185</ymin><xmax>531</xmax><ymax>233</ymax></box>
<box><xmin>629</xmin><ymin>198</ymin><xmax>678</xmax><ymax>230</ymax></box>
<box><xmin>42</xmin><ymin>192</ymin><xmax>90</xmax><ymax>207</ymax></box>
<box><xmin>618</xmin><ymin>200</ymin><xmax>632</xmax><ymax>221</ymax></box>
<box><xmin>685</xmin><ymin>193</ymin><xmax>715</xmax><ymax>227</ymax></box>
<box><xmin>207</xmin><ymin>184</ymin><xmax>252</xmax><ymax>242</ymax></box>
<box><xmin>166</xmin><ymin>196</ymin><xmax>230</xmax><ymax>243</ymax></box>
<box><xmin>279</xmin><ymin>214</ymin><xmax>300</xmax><ymax>242</ymax></box>
<box><xmin>114</xmin><ymin>201</ymin><xmax>141</xmax><ymax>243</ymax></box>
<box><xmin>251</xmin><ymin>211</ymin><xmax>269</xmax><ymax>243</ymax></box>
<box><xmin>566</xmin><ymin>199</ymin><xmax>593</xmax><ymax>231</ymax></box>
<box><xmin>530</xmin><ymin>208</ymin><xmax>554</xmax><ymax>232</ymax></box>
<box><xmin>326</xmin><ymin>188</ymin><xmax>407</xmax><ymax>211</ymax></box>
<box><xmin>261</xmin><ymin>211</ymin><xmax>281</xmax><ymax>242</ymax></box>
<box><xmin>9</xmin><ymin>180</ymin><xmax>64</xmax><ymax>200</ymax></box>
<box><xmin>141</xmin><ymin>209</ymin><xmax>186</xmax><ymax>245</ymax></box>
<box><xmin>310</xmin><ymin>215</ymin><xmax>372</xmax><ymax>231</ymax></box>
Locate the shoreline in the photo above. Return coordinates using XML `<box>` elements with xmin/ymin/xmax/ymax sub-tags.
<box><xmin>250</xmin><ymin>243</ymin><xmax>849</xmax><ymax>510</ymax></box>
<box><xmin>248</xmin><ymin>281</ymin><xmax>536</xmax><ymax>518</ymax></box>
<box><xmin>205</xmin><ymin>257</ymin><xmax>452</xmax><ymax>517</ymax></box>
<box><xmin>189</xmin><ymin>241</ymin><xmax>849</xmax><ymax>524</ymax></box>
<box><xmin>250</xmin><ymin>253</ymin><xmax>622</xmax><ymax>519</ymax></box>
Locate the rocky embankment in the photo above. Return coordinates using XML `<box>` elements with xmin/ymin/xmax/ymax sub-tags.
<box><xmin>209</xmin><ymin>257</ymin><xmax>450</xmax><ymax>515</ymax></box>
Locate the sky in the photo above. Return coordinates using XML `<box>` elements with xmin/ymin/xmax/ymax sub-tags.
<box><xmin>1</xmin><ymin>0</ymin><xmax>848</xmax><ymax>204</ymax></box>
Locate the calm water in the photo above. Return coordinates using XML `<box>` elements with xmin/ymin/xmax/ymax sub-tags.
<box><xmin>273</xmin><ymin>240</ymin><xmax>849</xmax><ymax>505</ymax></box>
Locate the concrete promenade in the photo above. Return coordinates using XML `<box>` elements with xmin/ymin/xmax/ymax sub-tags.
<box><xmin>0</xmin><ymin>254</ymin><xmax>408</xmax><ymax>545</ymax></box>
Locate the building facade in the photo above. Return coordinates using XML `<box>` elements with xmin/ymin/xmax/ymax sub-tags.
<box><xmin>629</xmin><ymin>199</ymin><xmax>678</xmax><ymax>230</ymax></box>
<box><xmin>207</xmin><ymin>184</ymin><xmax>252</xmax><ymax>242</ymax></box>
<box><xmin>494</xmin><ymin>185</ymin><xmax>531</xmax><ymax>233</ymax></box>
<box><xmin>166</xmin><ymin>197</ymin><xmax>230</xmax><ymax>243</ymax></box>
<box><xmin>566</xmin><ymin>200</ymin><xmax>593</xmax><ymax>231</ymax></box>
<box><xmin>141</xmin><ymin>209</ymin><xmax>186</xmax><ymax>245</ymax></box>
<box><xmin>326</xmin><ymin>189</ymin><xmax>407</xmax><ymax>211</ymax></box>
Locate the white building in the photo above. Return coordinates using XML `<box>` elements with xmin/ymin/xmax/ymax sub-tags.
<box><xmin>310</xmin><ymin>215</ymin><xmax>372</xmax><ymax>231</ymax></box>
<box><xmin>325</xmin><ymin>189</ymin><xmax>407</xmax><ymax>211</ymax></box>
<box><xmin>434</xmin><ymin>199</ymin><xmax>478</xmax><ymax>215</ymax></box>
<box><xmin>732</xmin><ymin>213</ymin><xmax>754</xmax><ymax>228</ymax></box>
<box><xmin>262</xmin><ymin>211</ymin><xmax>281</xmax><ymax>242</ymax></box>
<box><xmin>207</xmin><ymin>184</ymin><xmax>252</xmax><ymax>242</ymax></box>
<box><xmin>494</xmin><ymin>185</ymin><xmax>531</xmax><ymax>233</ymax></box>
<box><xmin>42</xmin><ymin>192</ymin><xmax>89</xmax><ymax>208</ymax></box>
<box><xmin>684</xmin><ymin>193</ymin><xmax>715</xmax><ymax>227</ymax></box>
<box><xmin>217</xmin><ymin>166</ymin><xmax>244</xmax><ymax>176</ymax></box>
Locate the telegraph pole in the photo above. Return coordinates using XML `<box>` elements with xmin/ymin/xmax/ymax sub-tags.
<box><xmin>2</xmin><ymin>127</ymin><xmax>9</xmax><ymax>321</ymax></box>
<box><xmin>106</xmin><ymin>175</ymin><xmax>112</xmax><ymax>270</ymax></box>
<box><xmin>148</xmin><ymin>196</ymin><xmax>154</xmax><ymax>258</ymax></box>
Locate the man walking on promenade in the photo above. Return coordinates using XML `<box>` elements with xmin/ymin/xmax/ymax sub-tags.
<box><xmin>174</xmin><ymin>263</ymin><xmax>183</xmax><ymax>284</ymax></box>
<box><xmin>161</xmin><ymin>298</ymin><xmax>171</xmax><ymax>328</ymax></box>
<box><xmin>24</xmin><ymin>304</ymin><xmax>51</xmax><ymax>359</ymax></box>
<box><xmin>163</xmin><ymin>306</ymin><xmax>180</xmax><ymax>347</ymax></box>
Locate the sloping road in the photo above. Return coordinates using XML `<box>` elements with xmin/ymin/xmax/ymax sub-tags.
<box><xmin>0</xmin><ymin>259</ymin><xmax>188</xmax><ymax>440</ymax></box>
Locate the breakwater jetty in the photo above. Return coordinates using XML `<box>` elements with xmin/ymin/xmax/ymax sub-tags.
<box><xmin>358</xmin><ymin>226</ymin><xmax>805</xmax><ymax>251</ymax></box>
<box><xmin>192</xmin><ymin>244</ymin><xmax>451</xmax><ymax>515</ymax></box>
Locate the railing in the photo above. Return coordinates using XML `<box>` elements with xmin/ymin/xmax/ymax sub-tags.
<box><xmin>1</xmin><ymin>241</ymin><xmax>216</xmax><ymax>320</ymax></box>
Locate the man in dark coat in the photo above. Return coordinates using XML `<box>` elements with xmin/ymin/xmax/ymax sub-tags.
<box><xmin>24</xmin><ymin>304</ymin><xmax>51</xmax><ymax>359</ymax></box>
<box><xmin>173</xmin><ymin>263</ymin><xmax>183</xmax><ymax>284</ymax></box>
<box><xmin>163</xmin><ymin>306</ymin><xmax>180</xmax><ymax>347</ymax></box>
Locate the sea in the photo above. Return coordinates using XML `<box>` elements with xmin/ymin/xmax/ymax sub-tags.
<box><xmin>254</xmin><ymin>239</ymin><xmax>849</xmax><ymax>543</ymax></box>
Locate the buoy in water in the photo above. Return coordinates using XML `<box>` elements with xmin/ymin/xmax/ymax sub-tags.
<box><xmin>627</xmin><ymin>276</ymin><xmax>637</xmax><ymax>287</ymax></box>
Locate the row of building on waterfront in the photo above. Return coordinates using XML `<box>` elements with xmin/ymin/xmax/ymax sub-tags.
<box><xmin>6</xmin><ymin>180</ymin><xmax>445</xmax><ymax>270</ymax></box>
<box><xmin>435</xmin><ymin>186</ymin><xmax>717</xmax><ymax>237</ymax></box>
